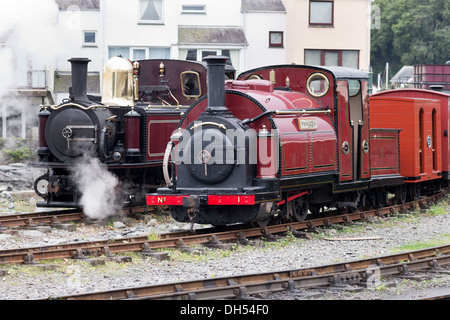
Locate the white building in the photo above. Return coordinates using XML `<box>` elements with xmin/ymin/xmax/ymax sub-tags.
<box><xmin>2</xmin><ymin>0</ymin><xmax>373</xmax><ymax>141</ymax></box>
<box><xmin>55</xmin><ymin>0</ymin><xmax>286</xmax><ymax>90</ymax></box>
<box><xmin>0</xmin><ymin>0</ymin><xmax>287</xmax><ymax>140</ymax></box>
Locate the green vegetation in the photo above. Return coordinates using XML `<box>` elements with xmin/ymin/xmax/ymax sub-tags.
<box><xmin>0</xmin><ymin>138</ymin><xmax>36</xmax><ymax>164</ymax></box>
<box><xmin>371</xmin><ymin>0</ymin><xmax>450</xmax><ymax>77</ymax></box>
<box><xmin>389</xmin><ymin>233</ymin><xmax>450</xmax><ymax>253</ymax></box>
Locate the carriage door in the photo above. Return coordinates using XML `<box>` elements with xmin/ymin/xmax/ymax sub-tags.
<box><xmin>337</xmin><ymin>79</ymin><xmax>370</xmax><ymax>182</ymax></box>
<box><xmin>337</xmin><ymin>81</ymin><xmax>353</xmax><ymax>182</ymax></box>
<box><xmin>349</xmin><ymin>79</ymin><xmax>370</xmax><ymax>181</ymax></box>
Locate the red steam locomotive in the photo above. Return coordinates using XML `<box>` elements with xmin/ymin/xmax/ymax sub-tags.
<box><xmin>33</xmin><ymin>56</ymin><xmax>235</xmax><ymax>209</ymax></box>
<box><xmin>147</xmin><ymin>56</ymin><xmax>450</xmax><ymax>227</ymax></box>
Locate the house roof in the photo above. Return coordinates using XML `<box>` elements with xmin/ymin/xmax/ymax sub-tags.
<box><xmin>178</xmin><ymin>26</ymin><xmax>249</xmax><ymax>45</ymax></box>
<box><xmin>55</xmin><ymin>0</ymin><xmax>100</xmax><ymax>10</ymax></box>
<box><xmin>241</xmin><ymin>0</ymin><xmax>286</xmax><ymax>12</ymax></box>
<box><xmin>390</xmin><ymin>66</ymin><xmax>414</xmax><ymax>83</ymax></box>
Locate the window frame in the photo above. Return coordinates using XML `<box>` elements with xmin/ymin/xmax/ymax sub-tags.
<box><xmin>131</xmin><ymin>47</ymin><xmax>149</xmax><ymax>60</ymax></box>
<box><xmin>309</xmin><ymin>0</ymin><xmax>334</xmax><ymax>26</ymax></box>
<box><xmin>269</xmin><ymin>31</ymin><xmax>284</xmax><ymax>48</ymax></box>
<box><xmin>108</xmin><ymin>46</ymin><xmax>170</xmax><ymax>60</ymax></box>
<box><xmin>181</xmin><ymin>4</ymin><xmax>206</xmax><ymax>14</ymax></box>
<box><xmin>180</xmin><ymin>71</ymin><xmax>202</xmax><ymax>100</ymax></box>
<box><xmin>139</xmin><ymin>0</ymin><xmax>164</xmax><ymax>24</ymax></box>
<box><xmin>82</xmin><ymin>30</ymin><xmax>97</xmax><ymax>47</ymax></box>
<box><xmin>304</xmin><ymin>49</ymin><xmax>360</xmax><ymax>69</ymax></box>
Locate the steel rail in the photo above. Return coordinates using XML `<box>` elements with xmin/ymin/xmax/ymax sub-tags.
<box><xmin>48</xmin><ymin>245</ymin><xmax>450</xmax><ymax>300</ymax></box>
<box><xmin>0</xmin><ymin>209</ymin><xmax>81</xmax><ymax>223</ymax></box>
<box><xmin>0</xmin><ymin>205</ymin><xmax>151</xmax><ymax>230</ymax></box>
<box><xmin>0</xmin><ymin>212</ymin><xmax>84</xmax><ymax>228</ymax></box>
<box><xmin>0</xmin><ymin>190</ymin><xmax>446</xmax><ymax>265</ymax></box>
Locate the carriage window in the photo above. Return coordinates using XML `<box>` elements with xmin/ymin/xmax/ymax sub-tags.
<box><xmin>419</xmin><ymin>108</ymin><xmax>424</xmax><ymax>173</ymax></box>
<box><xmin>181</xmin><ymin>71</ymin><xmax>201</xmax><ymax>100</ymax></box>
<box><xmin>306</xmin><ymin>73</ymin><xmax>330</xmax><ymax>97</ymax></box>
<box><xmin>432</xmin><ymin>108</ymin><xmax>437</xmax><ymax>171</ymax></box>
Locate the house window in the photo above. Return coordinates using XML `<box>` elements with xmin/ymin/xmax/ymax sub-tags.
<box><xmin>132</xmin><ymin>48</ymin><xmax>148</xmax><ymax>60</ymax></box>
<box><xmin>139</xmin><ymin>0</ymin><xmax>163</xmax><ymax>23</ymax></box>
<box><xmin>83</xmin><ymin>31</ymin><xmax>97</xmax><ymax>46</ymax></box>
<box><xmin>181</xmin><ymin>5</ymin><xmax>206</xmax><ymax>14</ymax></box>
<box><xmin>269</xmin><ymin>31</ymin><xmax>283</xmax><ymax>48</ymax></box>
<box><xmin>109</xmin><ymin>46</ymin><xmax>170</xmax><ymax>60</ymax></box>
<box><xmin>181</xmin><ymin>48</ymin><xmax>238</xmax><ymax>74</ymax></box>
<box><xmin>183</xmin><ymin>49</ymin><xmax>233</xmax><ymax>66</ymax></box>
<box><xmin>309</xmin><ymin>1</ymin><xmax>333</xmax><ymax>26</ymax></box>
<box><xmin>305</xmin><ymin>49</ymin><xmax>359</xmax><ymax>69</ymax></box>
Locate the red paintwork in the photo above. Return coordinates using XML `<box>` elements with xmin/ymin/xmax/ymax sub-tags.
<box><xmin>276</xmin><ymin>190</ymin><xmax>309</xmax><ymax>206</ymax></box>
<box><xmin>138</xmin><ymin>59</ymin><xmax>208</xmax><ymax>106</ymax></box>
<box><xmin>371</xmin><ymin>89</ymin><xmax>450</xmax><ymax>176</ymax></box>
<box><xmin>208</xmin><ymin>195</ymin><xmax>255</xmax><ymax>205</ymax></box>
<box><xmin>38</xmin><ymin>111</ymin><xmax>49</xmax><ymax>149</ymax></box>
<box><xmin>370</xmin><ymin>95</ymin><xmax>442</xmax><ymax>182</ymax></box>
<box><xmin>146</xmin><ymin>194</ymin><xmax>256</xmax><ymax>206</ymax></box>
<box><xmin>360</xmin><ymin>81</ymin><xmax>370</xmax><ymax>179</ymax></box>
<box><xmin>147</xmin><ymin>194</ymin><xmax>187</xmax><ymax>206</ymax></box>
<box><xmin>335</xmin><ymin>80</ymin><xmax>371</xmax><ymax>182</ymax></box>
<box><xmin>336</xmin><ymin>81</ymin><xmax>352</xmax><ymax>181</ymax></box>
<box><xmin>237</xmin><ymin>66</ymin><xmax>336</xmax><ymax>119</ymax></box>
<box><xmin>145</xmin><ymin>113</ymin><xmax>182</xmax><ymax>162</ymax></box>
<box><xmin>413</xmin><ymin>65</ymin><xmax>450</xmax><ymax>90</ymax></box>
<box><xmin>180</xmin><ymin>78</ymin><xmax>338</xmax><ymax>178</ymax></box>
<box><xmin>125</xmin><ymin>113</ymin><xmax>140</xmax><ymax>152</ymax></box>
<box><xmin>369</xmin><ymin>129</ymin><xmax>401</xmax><ymax>176</ymax></box>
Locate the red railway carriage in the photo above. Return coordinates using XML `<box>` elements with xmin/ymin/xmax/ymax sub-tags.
<box><xmin>371</xmin><ymin>89</ymin><xmax>450</xmax><ymax>184</ymax></box>
<box><xmin>147</xmin><ymin>58</ymin><xmax>404</xmax><ymax>226</ymax></box>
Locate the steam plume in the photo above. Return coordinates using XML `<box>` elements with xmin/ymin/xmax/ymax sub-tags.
<box><xmin>71</xmin><ymin>155</ymin><xmax>122</xmax><ymax>220</ymax></box>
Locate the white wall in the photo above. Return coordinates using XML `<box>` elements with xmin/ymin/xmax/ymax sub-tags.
<box><xmin>243</xmin><ymin>11</ymin><xmax>286</xmax><ymax>70</ymax></box>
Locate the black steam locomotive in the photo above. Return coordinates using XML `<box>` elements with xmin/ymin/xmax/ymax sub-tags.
<box><xmin>33</xmin><ymin>56</ymin><xmax>234</xmax><ymax>209</ymax></box>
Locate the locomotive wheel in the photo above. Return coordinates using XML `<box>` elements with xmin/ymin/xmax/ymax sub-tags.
<box><xmin>407</xmin><ymin>184</ymin><xmax>421</xmax><ymax>201</ymax></box>
<box><xmin>370</xmin><ymin>189</ymin><xmax>388</xmax><ymax>209</ymax></box>
<box><xmin>376</xmin><ymin>189</ymin><xmax>388</xmax><ymax>208</ymax></box>
<box><xmin>34</xmin><ymin>174</ymin><xmax>49</xmax><ymax>199</ymax></box>
<box><xmin>288</xmin><ymin>196</ymin><xmax>309</xmax><ymax>222</ymax></box>
<box><xmin>395</xmin><ymin>185</ymin><xmax>407</xmax><ymax>204</ymax></box>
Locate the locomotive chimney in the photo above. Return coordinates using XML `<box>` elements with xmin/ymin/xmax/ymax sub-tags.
<box><xmin>204</xmin><ymin>55</ymin><xmax>229</xmax><ymax>114</ymax></box>
<box><xmin>68</xmin><ymin>57</ymin><xmax>91</xmax><ymax>103</ymax></box>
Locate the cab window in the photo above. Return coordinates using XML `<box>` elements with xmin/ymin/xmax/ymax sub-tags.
<box><xmin>181</xmin><ymin>71</ymin><xmax>201</xmax><ymax>99</ymax></box>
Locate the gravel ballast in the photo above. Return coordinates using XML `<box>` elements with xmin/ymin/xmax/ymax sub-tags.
<box><xmin>0</xmin><ymin>167</ymin><xmax>449</xmax><ymax>300</ymax></box>
<box><xmin>0</xmin><ymin>202</ymin><xmax>449</xmax><ymax>300</ymax></box>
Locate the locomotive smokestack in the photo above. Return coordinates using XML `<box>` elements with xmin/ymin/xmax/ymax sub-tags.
<box><xmin>68</xmin><ymin>57</ymin><xmax>91</xmax><ymax>103</ymax></box>
<box><xmin>204</xmin><ymin>55</ymin><xmax>229</xmax><ymax>114</ymax></box>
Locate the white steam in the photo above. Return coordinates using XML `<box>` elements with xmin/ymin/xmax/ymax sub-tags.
<box><xmin>0</xmin><ymin>0</ymin><xmax>79</xmax><ymax>146</ymax></box>
<box><xmin>0</xmin><ymin>0</ymin><xmax>77</xmax><ymax>98</ymax></box>
<box><xmin>72</xmin><ymin>155</ymin><xmax>122</xmax><ymax>220</ymax></box>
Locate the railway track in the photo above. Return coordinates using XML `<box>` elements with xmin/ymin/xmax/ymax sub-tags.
<box><xmin>48</xmin><ymin>244</ymin><xmax>450</xmax><ymax>300</ymax></box>
<box><xmin>0</xmin><ymin>205</ymin><xmax>152</xmax><ymax>230</ymax></box>
<box><xmin>0</xmin><ymin>209</ymin><xmax>83</xmax><ymax>229</ymax></box>
<box><xmin>0</xmin><ymin>190</ymin><xmax>446</xmax><ymax>265</ymax></box>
